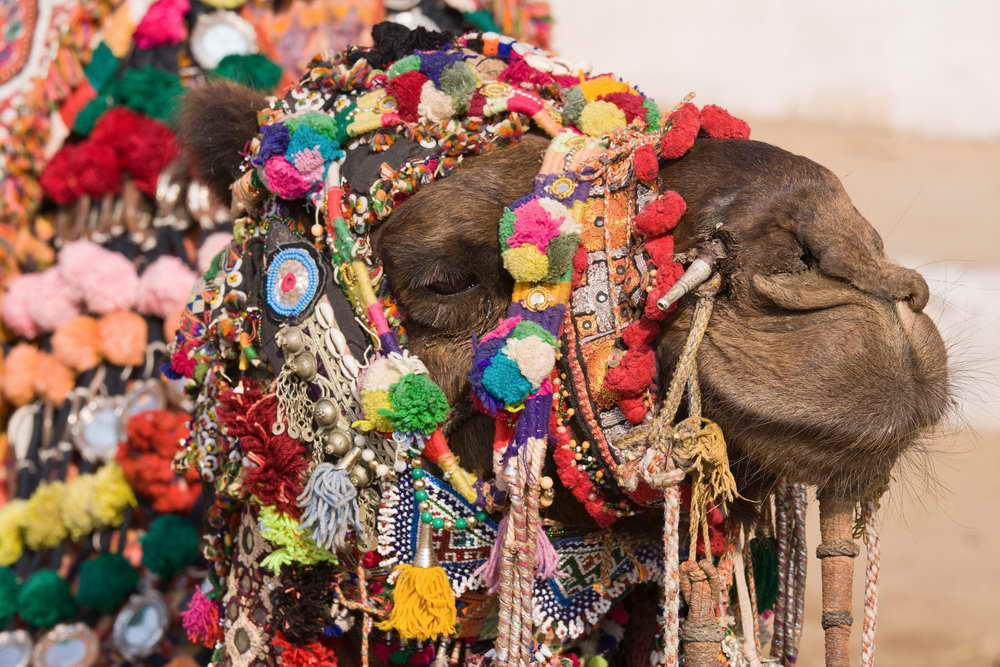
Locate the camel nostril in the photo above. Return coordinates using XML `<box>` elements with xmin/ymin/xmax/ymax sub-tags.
<box><xmin>905</xmin><ymin>270</ymin><xmax>930</xmax><ymax>312</ymax></box>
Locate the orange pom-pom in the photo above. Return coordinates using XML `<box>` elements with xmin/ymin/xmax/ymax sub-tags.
<box><xmin>52</xmin><ymin>315</ymin><xmax>102</xmax><ymax>372</ymax></box>
<box><xmin>99</xmin><ymin>311</ymin><xmax>148</xmax><ymax>367</ymax></box>
<box><xmin>3</xmin><ymin>344</ymin><xmax>41</xmax><ymax>406</ymax></box>
<box><xmin>34</xmin><ymin>353</ymin><xmax>75</xmax><ymax>405</ymax></box>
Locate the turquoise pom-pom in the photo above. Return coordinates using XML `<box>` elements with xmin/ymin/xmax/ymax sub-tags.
<box><xmin>481</xmin><ymin>352</ymin><xmax>533</xmax><ymax>406</ymax></box>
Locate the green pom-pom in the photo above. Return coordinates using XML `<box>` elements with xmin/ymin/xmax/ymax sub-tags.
<box><xmin>387</xmin><ymin>55</ymin><xmax>421</xmax><ymax>79</ymax></box>
<box><xmin>73</xmin><ymin>95</ymin><xmax>111</xmax><ymax>135</ymax></box>
<box><xmin>498</xmin><ymin>208</ymin><xmax>517</xmax><ymax>251</ymax></box>
<box><xmin>84</xmin><ymin>42</ymin><xmax>120</xmax><ymax>91</ymax></box>
<box><xmin>383</xmin><ymin>374</ymin><xmax>449</xmax><ymax>435</ymax></box>
<box><xmin>0</xmin><ymin>567</ymin><xmax>19</xmax><ymax>627</ymax></box>
<box><xmin>511</xmin><ymin>320</ymin><xmax>557</xmax><ymax>347</ymax></box>
<box><xmin>440</xmin><ymin>61</ymin><xmax>478</xmax><ymax>113</ymax></box>
<box><xmin>142</xmin><ymin>515</ymin><xmax>201</xmax><ymax>580</ymax></box>
<box><xmin>544</xmin><ymin>233</ymin><xmax>580</xmax><ymax>282</ymax></box>
<box><xmin>76</xmin><ymin>553</ymin><xmax>139</xmax><ymax>613</ymax></box>
<box><xmin>111</xmin><ymin>66</ymin><xmax>185</xmax><ymax>122</ymax></box>
<box><xmin>750</xmin><ymin>537</ymin><xmax>779</xmax><ymax>612</ymax></box>
<box><xmin>18</xmin><ymin>569</ymin><xmax>76</xmax><ymax>628</ymax></box>
<box><xmin>643</xmin><ymin>97</ymin><xmax>662</xmax><ymax>132</ymax></box>
<box><xmin>213</xmin><ymin>53</ymin><xmax>283</xmax><ymax>92</ymax></box>
<box><xmin>562</xmin><ymin>87</ymin><xmax>587</xmax><ymax>126</ymax></box>
<box><xmin>285</xmin><ymin>111</ymin><xmax>346</xmax><ymax>147</ymax></box>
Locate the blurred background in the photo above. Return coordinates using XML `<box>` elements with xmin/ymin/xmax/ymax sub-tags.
<box><xmin>549</xmin><ymin>1</ymin><xmax>1000</xmax><ymax>664</ymax></box>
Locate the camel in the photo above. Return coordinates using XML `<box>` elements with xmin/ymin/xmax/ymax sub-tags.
<box><xmin>177</xmin><ymin>29</ymin><xmax>949</xmax><ymax>667</ymax></box>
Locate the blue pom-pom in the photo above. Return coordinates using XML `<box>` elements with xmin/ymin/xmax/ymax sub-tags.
<box><xmin>254</xmin><ymin>123</ymin><xmax>290</xmax><ymax>166</ymax></box>
<box><xmin>481</xmin><ymin>352</ymin><xmax>532</xmax><ymax>406</ymax></box>
<box><xmin>286</xmin><ymin>126</ymin><xmax>342</xmax><ymax>161</ymax></box>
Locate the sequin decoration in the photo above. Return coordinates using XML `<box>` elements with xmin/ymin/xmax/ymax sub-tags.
<box><xmin>265</xmin><ymin>245</ymin><xmax>322</xmax><ymax>319</ymax></box>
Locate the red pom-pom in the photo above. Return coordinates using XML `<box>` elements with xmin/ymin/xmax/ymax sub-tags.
<box><xmin>498</xmin><ymin>60</ymin><xmax>555</xmax><ymax>89</ymax></box>
<box><xmin>605</xmin><ymin>347</ymin><xmax>656</xmax><ymax>397</ymax></box>
<box><xmin>659</xmin><ymin>102</ymin><xmax>700</xmax><ymax>159</ymax></box>
<box><xmin>598</xmin><ymin>91</ymin><xmax>647</xmax><ymax>123</ymax></box>
<box><xmin>632</xmin><ymin>144</ymin><xmax>659</xmax><ymax>184</ymax></box>
<box><xmin>699</xmin><ymin>104</ymin><xmax>750</xmax><ymax>139</ymax></box>
<box><xmin>41</xmin><ymin>145</ymin><xmax>85</xmax><ymax>204</ymax></box>
<box><xmin>645</xmin><ymin>282</ymin><xmax>673</xmax><ymax>321</ymax></box>
<box><xmin>571</xmin><ymin>245</ymin><xmax>588</xmax><ymax>286</ymax></box>
<box><xmin>387</xmin><ymin>70</ymin><xmax>428</xmax><ymax>122</ymax></box>
<box><xmin>643</xmin><ymin>234</ymin><xmax>675</xmax><ymax>267</ymax></box>
<box><xmin>619</xmin><ymin>395</ymin><xmax>648</xmax><ymax>424</ymax></box>
<box><xmin>553</xmin><ymin>446</ymin><xmax>576</xmax><ymax>468</ymax></box>
<box><xmin>634</xmin><ymin>191</ymin><xmax>686</xmax><ymax>237</ymax></box>
<box><xmin>78</xmin><ymin>141</ymin><xmax>123</xmax><ymax>198</ymax></box>
<box><xmin>467</xmin><ymin>91</ymin><xmax>486</xmax><ymax>116</ymax></box>
<box><xmin>622</xmin><ymin>318</ymin><xmax>660</xmax><ymax>349</ymax></box>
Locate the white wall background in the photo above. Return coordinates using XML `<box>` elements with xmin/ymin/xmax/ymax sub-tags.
<box><xmin>548</xmin><ymin>0</ymin><xmax>1000</xmax><ymax>139</ymax></box>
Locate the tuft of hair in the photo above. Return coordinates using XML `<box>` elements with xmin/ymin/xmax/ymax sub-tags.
<box><xmin>178</xmin><ymin>80</ymin><xmax>267</xmax><ymax>206</ymax></box>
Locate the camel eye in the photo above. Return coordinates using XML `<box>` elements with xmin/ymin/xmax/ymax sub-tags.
<box><xmin>425</xmin><ymin>273</ymin><xmax>479</xmax><ymax>296</ymax></box>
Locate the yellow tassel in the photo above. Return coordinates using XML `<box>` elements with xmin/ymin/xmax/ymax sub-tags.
<box><xmin>377</xmin><ymin>563</ymin><xmax>457</xmax><ymax>641</ymax></box>
<box><xmin>377</xmin><ymin>522</ymin><xmax>456</xmax><ymax>641</ymax></box>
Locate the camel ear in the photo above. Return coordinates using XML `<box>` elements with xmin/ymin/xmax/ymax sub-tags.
<box><xmin>178</xmin><ymin>80</ymin><xmax>267</xmax><ymax>206</ymax></box>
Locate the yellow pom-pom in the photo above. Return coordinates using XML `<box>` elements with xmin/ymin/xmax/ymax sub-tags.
<box><xmin>579</xmin><ymin>101</ymin><xmax>627</xmax><ymax>137</ymax></box>
<box><xmin>0</xmin><ymin>500</ymin><xmax>27</xmax><ymax>565</ymax></box>
<box><xmin>578</xmin><ymin>75</ymin><xmax>632</xmax><ymax>101</ymax></box>
<box><xmin>377</xmin><ymin>563</ymin><xmax>457</xmax><ymax>641</ymax></box>
<box><xmin>90</xmin><ymin>462</ymin><xmax>137</xmax><ymax>526</ymax></box>
<box><xmin>503</xmin><ymin>245</ymin><xmax>549</xmax><ymax>282</ymax></box>
<box><xmin>23</xmin><ymin>481</ymin><xmax>68</xmax><ymax>550</ymax></box>
<box><xmin>361</xmin><ymin>389</ymin><xmax>395</xmax><ymax>433</ymax></box>
<box><xmin>62</xmin><ymin>474</ymin><xmax>99</xmax><ymax>539</ymax></box>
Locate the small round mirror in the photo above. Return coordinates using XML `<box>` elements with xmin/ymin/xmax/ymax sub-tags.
<box><xmin>32</xmin><ymin>624</ymin><xmax>99</xmax><ymax>667</ymax></box>
<box><xmin>112</xmin><ymin>591</ymin><xmax>168</xmax><ymax>660</ymax></box>
<box><xmin>0</xmin><ymin>630</ymin><xmax>33</xmax><ymax>667</ymax></box>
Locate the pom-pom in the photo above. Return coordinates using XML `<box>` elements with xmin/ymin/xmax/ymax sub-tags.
<box><xmin>502</xmin><ymin>245</ymin><xmax>549</xmax><ymax>282</ymax></box>
<box><xmin>0</xmin><ymin>500</ymin><xmax>27</xmax><ymax>566</ymax></box>
<box><xmin>134</xmin><ymin>0</ymin><xmax>190</xmax><ymax>48</ymax></box>
<box><xmin>579</xmin><ymin>101</ymin><xmax>627</xmax><ymax>137</ymax></box>
<box><xmin>2</xmin><ymin>344</ymin><xmax>40</xmax><ymax>406</ymax></box>
<box><xmin>111</xmin><ymin>66</ymin><xmax>185</xmax><ymax>121</ymax></box>
<box><xmin>61</xmin><ymin>474</ymin><xmax>98</xmax><ymax>539</ymax></box>
<box><xmin>2</xmin><ymin>273</ymin><xmax>42</xmax><ymax>338</ymax></box>
<box><xmin>634</xmin><ymin>191</ymin><xmax>686</xmax><ymax>238</ymax></box>
<box><xmin>23</xmin><ymin>481</ymin><xmax>68</xmax><ymax>549</ymax></box>
<box><xmin>40</xmin><ymin>144</ymin><xmax>85</xmax><ymax>204</ymax></box>
<box><xmin>502</xmin><ymin>335</ymin><xmax>556</xmax><ymax>387</ymax></box>
<box><xmin>59</xmin><ymin>240</ymin><xmax>139</xmax><ymax>314</ymax></box>
<box><xmin>141</xmin><ymin>514</ymin><xmax>200</xmax><ymax>579</ymax></box>
<box><xmin>417</xmin><ymin>80</ymin><xmax>455</xmax><ymax>123</ymax></box>
<box><xmin>361</xmin><ymin>389</ymin><xmax>395</xmax><ymax>433</ymax></box>
<box><xmin>481</xmin><ymin>352</ymin><xmax>533</xmax><ymax>406</ymax></box>
<box><xmin>619</xmin><ymin>396</ymin><xmax>647</xmax><ymax>424</ymax></box>
<box><xmin>29</xmin><ymin>267</ymin><xmax>82</xmax><ymax>331</ymax></box>
<box><xmin>76</xmin><ymin>553</ymin><xmax>139</xmax><ymax>613</ymax></box>
<box><xmin>99</xmin><ymin>311</ymin><xmax>148</xmax><ymax>367</ymax></box>
<box><xmin>598</xmin><ymin>91</ymin><xmax>647</xmax><ymax>124</ymax></box>
<box><xmin>439</xmin><ymin>61</ymin><xmax>477</xmax><ymax>111</ymax></box>
<box><xmin>605</xmin><ymin>348</ymin><xmax>656</xmax><ymax>397</ymax></box>
<box><xmin>198</xmin><ymin>232</ymin><xmax>232</xmax><ymax>273</ymax></box>
<box><xmin>213</xmin><ymin>53</ymin><xmax>283</xmax><ymax>91</ymax></box>
<box><xmin>90</xmin><ymin>462</ymin><xmax>137</xmax><ymax>526</ymax></box>
<box><xmin>699</xmin><ymin>104</ymin><xmax>751</xmax><ymax>140</ymax></box>
<box><xmin>52</xmin><ymin>315</ymin><xmax>102</xmax><ymax>371</ymax></box>
<box><xmin>622</xmin><ymin>318</ymin><xmax>661</xmax><ymax>349</ymax></box>
<box><xmin>0</xmin><ymin>567</ymin><xmax>18</xmax><ymax>626</ymax></box>
<box><xmin>643</xmin><ymin>234</ymin><xmax>676</xmax><ymax>267</ymax></box>
<box><xmin>78</xmin><ymin>141</ymin><xmax>123</xmax><ymax>198</ymax></box>
<box><xmin>384</xmin><ymin>373</ymin><xmax>450</xmax><ymax>435</ymax></box>
<box><xmin>181</xmin><ymin>587</ymin><xmax>223</xmax><ymax>647</ymax></box>
<box><xmin>138</xmin><ymin>255</ymin><xmax>198</xmax><ymax>318</ymax></box>
<box><xmin>264</xmin><ymin>156</ymin><xmax>313</xmax><ymax>199</ymax></box>
<box><xmin>659</xmin><ymin>102</ymin><xmax>700</xmax><ymax>159</ymax></box>
<box><xmin>18</xmin><ymin>569</ymin><xmax>76</xmax><ymax>628</ymax></box>
<box><xmin>632</xmin><ymin>144</ymin><xmax>659</xmax><ymax>184</ymax></box>
<box><xmin>387</xmin><ymin>70</ymin><xmax>428</xmax><ymax>123</ymax></box>
<box><xmin>117</xmin><ymin>409</ymin><xmax>201</xmax><ymax>513</ymax></box>
<box><xmin>34</xmin><ymin>352</ymin><xmax>75</xmax><ymax>405</ymax></box>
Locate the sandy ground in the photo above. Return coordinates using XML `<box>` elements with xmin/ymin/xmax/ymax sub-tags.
<box><xmin>741</xmin><ymin>118</ymin><xmax>1000</xmax><ymax>666</ymax></box>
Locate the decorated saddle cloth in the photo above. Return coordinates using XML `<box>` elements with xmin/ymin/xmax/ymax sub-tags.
<box><xmin>171</xmin><ymin>20</ymin><xmax>749</xmax><ymax>665</ymax></box>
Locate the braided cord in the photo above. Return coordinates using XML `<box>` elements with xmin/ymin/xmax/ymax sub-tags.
<box><xmin>861</xmin><ymin>498</ymin><xmax>880</xmax><ymax>667</ymax></box>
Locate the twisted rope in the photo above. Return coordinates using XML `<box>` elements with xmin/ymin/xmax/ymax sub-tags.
<box><xmin>787</xmin><ymin>484</ymin><xmax>809</xmax><ymax>664</ymax></box>
<box><xmin>861</xmin><ymin>498</ymin><xmax>880</xmax><ymax>667</ymax></box>
<box><xmin>743</xmin><ymin>538</ymin><xmax>764</xmax><ymax>660</ymax></box>
<box><xmin>771</xmin><ymin>485</ymin><xmax>790</xmax><ymax>661</ymax></box>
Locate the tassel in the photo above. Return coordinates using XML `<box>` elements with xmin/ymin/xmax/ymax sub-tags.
<box><xmin>534</xmin><ymin>525</ymin><xmax>560</xmax><ymax>580</ymax></box>
<box><xmin>297</xmin><ymin>459</ymin><xmax>362</xmax><ymax>551</ymax></box>
<box><xmin>377</xmin><ymin>521</ymin><xmax>457</xmax><ymax>641</ymax></box>
<box><xmin>474</xmin><ymin>514</ymin><xmax>508</xmax><ymax>592</ymax></box>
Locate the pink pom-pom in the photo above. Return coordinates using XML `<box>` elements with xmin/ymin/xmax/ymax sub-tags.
<box><xmin>59</xmin><ymin>240</ymin><xmax>139</xmax><ymax>314</ymax></box>
<box><xmin>134</xmin><ymin>0</ymin><xmax>190</xmax><ymax>49</ymax></box>
<box><xmin>2</xmin><ymin>274</ymin><xmax>42</xmax><ymax>338</ymax></box>
<box><xmin>197</xmin><ymin>232</ymin><xmax>232</xmax><ymax>273</ymax></box>
<box><xmin>27</xmin><ymin>268</ymin><xmax>82</xmax><ymax>332</ymax></box>
<box><xmin>264</xmin><ymin>156</ymin><xmax>313</xmax><ymax>199</ymax></box>
<box><xmin>138</xmin><ymin>256</ymin><xmax>198</xmax><ymax>319</ymax></box>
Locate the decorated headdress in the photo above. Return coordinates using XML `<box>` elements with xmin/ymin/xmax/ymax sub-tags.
<box><xmin>172</xmin><ymin>22</ymin><xmax>753</xmax><ymax>665</ymax></box>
